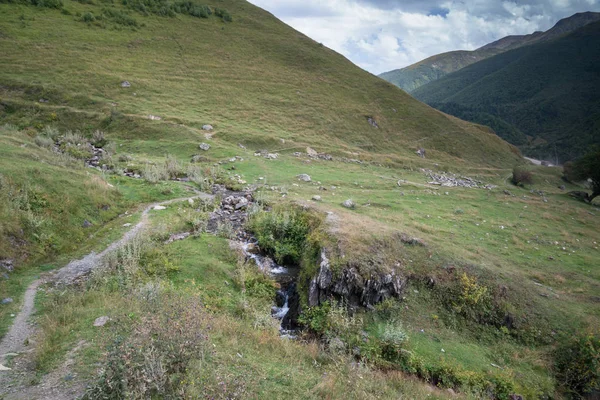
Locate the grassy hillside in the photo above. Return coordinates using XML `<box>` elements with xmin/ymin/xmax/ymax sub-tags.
<box><xmin>413</xmin><ymin>21</ymin><xmax>600</xmax><ymax>163</ymax></box>
<box><xmin>0</xmin><ymin>0</ymin><xmax>521</xmax><ymax>169</ymax></box>
<box><xmin>380</xmin><ymin>12</ymin><xmax>600</xmax><ymax>94</ymax></box>
<box><xmin>0</xmin><ymin>1</ymin><xmax>599</xmax><ymax>399</ymax></box>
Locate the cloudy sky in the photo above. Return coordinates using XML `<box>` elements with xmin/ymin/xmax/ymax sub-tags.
<box><xmin>247</xmin><ymin>0</ymin><xmax>600</xmax><ymax>74</ymax></box>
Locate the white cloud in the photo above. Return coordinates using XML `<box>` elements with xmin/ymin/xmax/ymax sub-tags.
<box><xmin>248</xmin><ymin>0</ymin><xmax>600</xmax><ymax>74</ymax></box>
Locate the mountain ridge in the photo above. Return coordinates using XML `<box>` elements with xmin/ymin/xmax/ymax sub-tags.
<box><xmin>412</xmin><ymin>19</ymin><xmax>600</xmax><ymax>162</ymax></box>
<box><xmin>379</xmin><ymin>11</ymin><xmax>600</xmax><ymax>93</ymax></box>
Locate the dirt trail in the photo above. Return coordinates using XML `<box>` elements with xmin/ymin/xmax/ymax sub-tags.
<box><xmin>0</xmin><ymin>193</ymin><xmax>212</xmax><ymax>399</ymax></box>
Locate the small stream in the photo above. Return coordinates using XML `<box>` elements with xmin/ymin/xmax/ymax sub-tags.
<box><xmin>241</xmin><ymin>239</ymin><xmax>300</xmax><ymax>337</ymax></box>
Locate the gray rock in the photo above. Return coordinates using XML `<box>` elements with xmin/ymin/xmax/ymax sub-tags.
<box><xmin>235</xmin><ymin>198</ymin><xmax>249</xmax><ymax>210</ymax></box>
<box><xmin>312</xmin><ymin>195</ymin><xmax>322</xmax><ymax>202</ymax></box>
<box><xmin>416</xmin><ymin>148</ymin><xmax>426</xmax><ymax>158</ymax></box>
<box><xmin>82</xmin><ymin>220</ymin><xmax>93</xmax><ymax>228</ymax></box>
<box><xmin>367</xmin><ymin>117</ymin><xmax>378</xmax><ymax>128</ymax></box>
<box><xmin>121</xmin><ymin>81</ymin><xmax>131</xmax><ymax>88</ymax></box>
<box><xmin>202</xmin><ymin>124</ymin><xmax>213</xmax><ymax>131</ymax></box>
<box><xmin>199</xmin><ymin>143</ymin><xmax>211</xmax><ymax>151</ymax></box>
<box><xmin>1</xmin><ymin>298</ymin><xmax>13</xmax><ymax>305</ymax></box>
<box><xmin>328</xmin><ymin>337</ymin><xmax>346</xmax><ymax>353</ymax></box>
<box><xmin>559</xmin><ymin>185</ymin><xmax>566</xmax><ymax>191</ymax></box>
<box><xmin>306</xmin><ymin>147</ymin><xmax>318</xmax><ymax>157</ymax></box>
<box><xmin>308</xmin><ymin>277</ymin><xmax>319</xmax><ymax>307</ymax></box>
<box><xmin>342</xmin><ymin>199</ymin><xmax>355</xmax><ymax>209</ymax></box>
<box><xmin>1</xmin><ymin>259</ymin><xmax>14</xmax><ymax>272</ymax></box>
<box><xmin>93</xmin><ymin>316</ymin><xmax>110</xmax><ymax>327</ymax></box>
<box><xmin>265</xmin><ymin>153</ymin><xmax>279</xmax><ymax>160</ymax></box>
<box><xmin>297</xmin><ymin>174</ymin><xmax>311</xmax><ymax>182</ymax></box>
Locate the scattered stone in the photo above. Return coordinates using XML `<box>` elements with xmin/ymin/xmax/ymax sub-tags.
<box><xmin>82</xmin><ymin>220</ymin><xmax>93</xmax><ymax>228</ymax></box>
<box><xmin>342</xmin><ymin>199</ymin><xmax>355</xmax><ymax>209</ymax></box>
<box><xmin>238</xmin><ymin>143</ymin><xmax>246</xmax><ymax>149</ymax></box>
<box><xmin>265</xmin><ymin>153</ymin><xmax>279</xmax><ymax>160</ymax></box>
<box><xmin>199</xmin><ymin>143</ymin><xmax>211</xmax><ymax>151</ymax></box>
<box><xmin>297</xmin><ymin>174</ymin><xmax>311</xmax><ymax>182</ymax></box>
<box><xmin>306</xmin><ymin>147</ymin><xmax>318</xmax><ymax>157</ymax></box>
<box><xmin>424</xmin><ymin>169</ymin><xmax>495</xmax><ymax>189</ymax></box>
<box><xmin>312</xmin><ymin>195</ymin><xmax>322</xmax><ymax>202</ymax></box>
<box><xmin>1</xmin><ymin>298</ymin><xmax>13</xmax><ymax>305</ymax></box>
<box><xmin>280</xmin><ymin>138</ymin><xmax>285</xmax><ymax>144</ymax></box>
<box><xmin>399</xmin><ymin>233</ymin><xmax>427</xmax><ymax>247</ymax></box>
<box><xmin>121</xmin><ymin>81</ymin><xmax>131</xmax><ymax>88</ymax></box>
<box><xmin>93</xmin><ymin>316</ymin><xmax>110</xmax><ymax>327</ymax></box>
<box><xmin>153</xmin><ymin>205</ymin><xmax>167</xmax><ymax>210</ymax></box>
<box><xmin>147</xmin><ymin>115</ymin><xmax>162</xmax><ymax>121</ymax></box>
<box><xmin>165</xmin><ymin>232</ymin><xmax>191</xmax><ymax>244</ymax></box>
<box><xmin>123</xmin><ymin>223</ymin><xmax>132</xmax><ymax>227</ymax></box>
<box><xmin>416</xmin><ymin>148</ymin><xmax>426</xmax><ymax>158</ymax></box>
<box><xmin>39</xmin><ymin>98</ymin><xmax>49</xmax><ymax>103</ymax></box>
<box><xmin>504</xmin><ymin>190</ymin><xmax>513</xmax><ymax>196</ymax></box>
<box><xmin>559</xmin><ymin>185</ymin><xmax>566</xmax><ymax>191</ymax></box>
<box><xmin>202</xmin><ymin>124</ymin><xmax>213</xmax><ymax>131</ymax></box>
<box><xmin>188</xmin><ymin>198</ymin><xmax>195</xmax><ymax>206</ymax></box>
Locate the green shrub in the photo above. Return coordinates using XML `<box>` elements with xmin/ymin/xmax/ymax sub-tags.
<box><xmin>214</xmin><ymin>7</ymin><xmax>232</xmax><ymax>22</ymax></box>
<box><xmin>81</xmin><ymin>11</ymin><xmax>96</xmax><ymax>22</ymax></box>
<box><xmin>376</xmin><ymin>320</ymin><xmax>408</xmax><ymax>361</ymax></box>
<box><xmin>102</xmin><ymin>8</ymin><xmax>139</xmax><ymax>27</ymax></box>
<box><xmin>555</xmin><ymin>334</ymin><xmax>600</xmax><ymax>397</ymax></box>
<box><xmin>248</xmin><ymin>207</ymin><xmax>317</xmax><ymax>265</ymax></box>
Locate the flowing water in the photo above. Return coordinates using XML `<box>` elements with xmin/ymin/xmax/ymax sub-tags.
<box><xmin>240</xmin><ymin>239</ymin><xmax>299</xmax><ymax>337</ymax></box>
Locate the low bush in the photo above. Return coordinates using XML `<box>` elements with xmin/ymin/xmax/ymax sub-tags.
<box><xmin>511</xmin><ymin>167</ymin><xmax>533</xmax><ymax>186</ymax></box>
<box><xmin>554</xmin><ymin>334</ymin><xmax>600</xmax><ymax>398</ymax></box>
<box><xmin>83</xmin><ymin>293</ymin><xmax>209</xmax><ymax>399</ymax></box>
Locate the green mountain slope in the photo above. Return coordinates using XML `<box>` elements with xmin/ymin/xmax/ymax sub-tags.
<box><xmin>412</xmin><ymin>20</ymin><xmax>600</xmax><ymax>162</ymax></box>
<box><xmin>0</xmin><ymin>0</ymin><xmax>521</xmax><ymax>169</ymax></box>
<box><xmin>380</xmin><ymin>12</ymin><xmax>600</xmax><ymax>93</ymax></box>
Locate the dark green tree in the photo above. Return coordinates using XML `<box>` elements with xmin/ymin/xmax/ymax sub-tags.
<box><xmin>564</xmin><ymin>147</ymin><xmax>600</xmax><ymax>203</ymax></box>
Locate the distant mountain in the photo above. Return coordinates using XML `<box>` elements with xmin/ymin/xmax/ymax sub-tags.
<box><xmin>412</xmin><ymin>20</ymin><xmax>600</xmax><ymax>163</ymax></box>
<box><xmin>379</xmin><ymin>12</ymin><xmax>600</xmax><ymax>93</ymax></box>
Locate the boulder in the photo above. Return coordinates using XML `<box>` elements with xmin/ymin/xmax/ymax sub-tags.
<box><xmin>312</xmin><ymin>195</ymin><xmax>322</xmax><ymax>202</ymax></box>
<box><xmin>265</xmin><ymin>153</ymin><xmax>279</xmax><ymax>160</ymax></box>
<box><xmin>342</xmin><ymin>199</ymin><xmax>355</xmax><ymax>209</ymax></box>
<box><xmin>93</xmin><ymin>316</ymin><xmax>110</xmax><ymax>327</ymax></box>
<box><xmin>297</xmin><ymin>174</ymin><xmax>311</xmax><ymax>182</ymax></box>
<box><xmin>202</xmin><ymin>124</ymin><xmax>214</xmax><ymax>131</ymax></box>
<box><xmin>1</xmin><ymin>298</ymin><xmax>13</xmax><ymax>305</ymax></box>
<box><xmin>120</xmin><ymin>81</ymin><xmax>131</xmax><ymax>88</ymax></box>
<box><xmin>199</xmin><ymin>143</ymin><xmax>211</xmax><ymax>151</ymax></box>
<box><xmin>306</xmin><ymin>147</ymin><xmax>318</xmax><ymax>157</ymax></box>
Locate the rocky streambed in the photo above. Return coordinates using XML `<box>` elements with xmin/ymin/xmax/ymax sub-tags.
<box><xmin>201</xmin><ymin>185</ymin><xmax>409</xmax><ymax>337</ymax></box>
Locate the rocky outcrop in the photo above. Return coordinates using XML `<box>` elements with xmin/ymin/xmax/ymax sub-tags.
<box><xmin>307</xmin><ymin>251</ymin><xmax>407</xmax><ymax>308</ymax></box>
